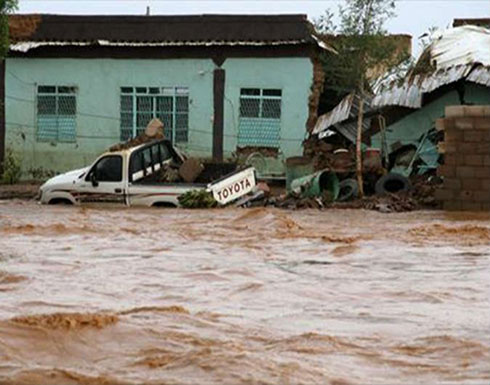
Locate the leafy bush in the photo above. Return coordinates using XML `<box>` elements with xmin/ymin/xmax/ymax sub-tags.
<box><xmin>1</xmin><ymin>148</ymin><xmax>22</xmax><ymax>184</ymax></box>
<box><xmin>28</xmin><ymin>167</ymin><xmax>56</xmax><ymax>181</ymax></box>
<box><xmin>178</xmin><ymin>189</ymin><xmax>217</xmax><ymax>209</ymax></box>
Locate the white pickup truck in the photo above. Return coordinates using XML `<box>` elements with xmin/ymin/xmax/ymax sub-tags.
<box><xmin>39</xmin><ymin>139</ymin><xmax>256</xmax><ymax>207</ymax></box>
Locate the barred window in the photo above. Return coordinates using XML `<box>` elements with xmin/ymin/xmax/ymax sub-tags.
<box><xmin>120</xmin><ymin>87</ymin><xmax>189</xmax><ymax>144</ymax></box>
<box><xmin>238</xmin><ymin>88</ymin><xmax>282</xmax><ymax>148</ymax></box>
<box><xmin>37</xmin><ymin>85</ymin><xmax>77</xmax><ymax>142</ymax></box>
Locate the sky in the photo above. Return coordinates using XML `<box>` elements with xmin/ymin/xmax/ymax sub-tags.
<box><xmin>16</xmin><ymin>0</ymin><xmax>490</xmax><ymax>56</ymax></box>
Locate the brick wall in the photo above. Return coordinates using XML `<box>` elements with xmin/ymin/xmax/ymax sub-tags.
<box><xmin>435</xmin><ymin>106</ymin><xmax>490</xmax><ymax>211</ymax></box>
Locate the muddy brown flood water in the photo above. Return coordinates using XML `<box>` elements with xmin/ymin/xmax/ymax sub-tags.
<box><xmin>0</xmin><ymin>200</ymin><xmax>489</xmax><ymax>384</ymax></box>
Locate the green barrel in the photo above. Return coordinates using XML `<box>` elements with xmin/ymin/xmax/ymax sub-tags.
<box><xmin>286</xmin><ymin>157</ymin><xmax>314</xmax><ymax>192</ymax></box>
<box><xmin>290</xmin><ymin>170</ymin><xmax>340</xmax><ymax>201</ymax></box>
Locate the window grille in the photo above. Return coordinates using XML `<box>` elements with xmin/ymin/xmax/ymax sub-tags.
<box><xmin>238</xmin><ymin>88</ymin><xmax>282</xmax><ymax>148</ymax></box>
<box><xmin>120</xmin><ymin>87</ymin><xmax>189</xmax><ymax>144</ymax></box>
<box><xmin>37</xmin><ymin>85</ymin><xmax>77</xmax><ymax>142</ymax></box>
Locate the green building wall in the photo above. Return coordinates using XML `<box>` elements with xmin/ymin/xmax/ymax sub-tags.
<box><xmin>5</xmin><ymin>56</ymin><xmax>313</xmax><ymax>176</ymax></box>
<box><xmin>371</xmin><ymin>83</ymin><xmax>490</xmax><ymax>151</ymax></box>
<box><xmin>222</xmin><ymin>58</ymin><xmax>312</xmax><ymax>158</ymax></box>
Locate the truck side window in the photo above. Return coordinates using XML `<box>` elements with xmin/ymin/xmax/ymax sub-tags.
<box><xmin>152</xmin><ymin>144</ymin><xmax>160</xmax><ymax>164</ymax></box>
<box><xmin>142</xmin><ymin>148</ymin><xmax>152</xmax><ymax>170</ymax></box>
<box><xmin>159</xmin><ymin>143</ymin><xmax>171</xmax><ymax>161</ymax></box>
<box><xmin>91</xmin><ymin>156</ymin><xmax>122</xmax><ymax>182</ymax></box>
<box><xmin>130</xmin><ymin>152</ymin><xmax>144</xmax><ymax>175</ymax></box>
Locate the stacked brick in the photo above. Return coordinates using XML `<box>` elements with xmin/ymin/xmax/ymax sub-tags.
<box><xmin>435</xmin><ymin>105</ymin><xmax>490</xmax><ymax>211</ymax></box>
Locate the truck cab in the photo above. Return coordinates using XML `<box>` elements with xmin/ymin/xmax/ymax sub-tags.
<box><xmin>39</xmin><ymin>139</ymin><xmax>256</xmax><ymax>207</ymax></box>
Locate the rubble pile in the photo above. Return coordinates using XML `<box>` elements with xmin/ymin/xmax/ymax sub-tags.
<box><xmin>268</xmin><ymin>192</ymin><xmax>327</xmax><ymax>210</ymax></box>
<box><xmin>141</xmin><ymin>160</ymin><xmax>238</xmax><ymax>185</ymax></box>
<box><xmin>194</xmin><ymin>163</ymin><xmax>237</xmax><ymax>184</ymax></box>
<box><xmin>143</xmin><ymin>162</ymin><xmax>182</xmax><ymax>183</ymax></box>
<box><xmin>303</xmin><ymin>136</ymin><xmax>354</xmax><ymax>172</ymax></box>
<box><xmin>303</xmin><ymin>135</ymin><xmax>386</xmax><ymax>177</ymax></box>
<box><xmin>109</xmin><ymin>118</ymin><xmax>166</xmax><ymax>152</ymax></box>
<box><xmin>327</xmin><ymin>192</ymin><xmax>418</xmax><ymax>213</ymax></box>
<box><xmin>237</xmin><ymin>171</ymin><xmax>440</xmax><ymax>213</ymax></box>
<box><xmin>262</xmin><ymin>189</ymin><xmax>418</xmax><ymax>212</ymax></box>
<box><xmin>411</xmin><ymin>174</ymin><xmax>442</xmax><ymax>207</ymax></box>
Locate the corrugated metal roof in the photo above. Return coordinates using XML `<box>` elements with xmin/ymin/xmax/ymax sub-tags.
<box><xmin>430</xmin><ymin>26</ymin><xmax>490</xmax><ymax>69</ymax></box>
<box><xmin>313</xmin><ymin>93</ymin><xmax>354</xmax><ymax>135</ymax></box>
<box><xmin>313</xmin><ymin>93</ymin><xmax>372</xmax><ymax>143</ymax></box>
<box><xmin>372</xmin><ymin>26</ymin><xmax>490</xmax><ymax>109</ymax></box>
<box><xmin>421</xmin><ymin>65</ymin><xmax>474</xmax><ymax>92</ymax></box>
<box><xmin>467</xmin><ymin>65</ymin><xmax>490</xmax><ymax>87</ymax></box>
<box><xmin>372</xmin><ymin>80</ymin><xmax>422</xmax><ymax>109</ymax></box>
<box><xmin>372</xmin><ymin>64</ymin><xmax>474</xmax><ymax>109</ymax></box>
<box><xmin>311</xmin><ymin>34</ymin><xmax>338</xmax><ymax>54</ymax></box>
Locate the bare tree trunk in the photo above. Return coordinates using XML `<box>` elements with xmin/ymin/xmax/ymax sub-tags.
<box><xmin>355</xmin><ymin>0</ymin><xmax>372</xmax><ymax>199</ymax></box>
<box><xmin>356</xmin><ymin>85</ymin><xmax>365</xmax><ymax>198</ymax></box>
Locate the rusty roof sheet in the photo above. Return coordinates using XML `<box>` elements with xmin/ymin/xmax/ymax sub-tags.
<box><xmin>313</xmin><ymin>94</ymin><xmax>354</xmax><ymax>135</ymax></box>
<box><xmin>8</xmin><ymin>14</ymin><xmax>318</xmax><ymax>46</ymax></box>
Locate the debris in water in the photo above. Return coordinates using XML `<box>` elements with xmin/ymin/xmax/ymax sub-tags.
<box><xmin>178</xmin><ymin>190</ymin><xmax>218</xmax><ymax>209</ymax></box>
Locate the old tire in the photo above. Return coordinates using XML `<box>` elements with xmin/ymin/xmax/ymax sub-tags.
<box><xmin>338</xmin><ymin>179</ymin><xmax>359</xmax><ymax>202</ymax></box>
<box><xmin>375</xmin><ymin>173</ymin><xmax>412</xmax><ymax>195</ymax></box>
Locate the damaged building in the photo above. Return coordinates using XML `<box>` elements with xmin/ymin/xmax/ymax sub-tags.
<box><xmin>1</xmin><ymin>14</ymin><xmax>332</xmax><ymax>176</ymax></box>
<box><xmin>312</xmin><ymin>23</ymin><xmax>490</xmax><ymax>183</ymax></box>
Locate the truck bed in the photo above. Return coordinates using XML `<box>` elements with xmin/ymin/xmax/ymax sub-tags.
<box><xmin>133</xmin><ymin>180</ymin><xmax>207</xmax><ymax>188</ymax></box>
<box><xmin>128</xmin><ymin>166</ymin><xmax>256</xmax><ymax>207</ymax></box>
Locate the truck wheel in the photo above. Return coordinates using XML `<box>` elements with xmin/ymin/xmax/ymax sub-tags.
<box><xmin>48</xmin><ymin>198</ymin><xmax>73</xmax><ymax>205</ymax></box>
<box><xmin>152</xmin><ymin>202</ymin><xmax>177</xmax><ymax>208</ymax></box>
<box><xmin>375</xmin><ymin>173</ymin><xmax>411</xmax><ymax>195</ymax></box>
<box><xmin>338</xmin><ymin>179</ymin><xmax>359</xmax><ymax>202</ymax></box>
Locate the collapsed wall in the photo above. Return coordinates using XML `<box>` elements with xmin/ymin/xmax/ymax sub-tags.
<box><xmin>435</xmin><ymin>106</ymin><xmax>490</xmax><ymax>210</ymax></box>
<box><xmin>306</xmin><ymin>55</ymin><xmax>326</xmax><ymax>133</ymax></box>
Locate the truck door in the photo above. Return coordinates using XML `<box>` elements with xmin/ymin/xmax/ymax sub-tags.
<box><xmin>78</xmin><ymin>155</ymin><xmax>126</xmax><ymax>204</ymax></box>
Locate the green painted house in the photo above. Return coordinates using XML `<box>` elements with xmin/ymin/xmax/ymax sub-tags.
<box><xmin>2</xmin><ymin>14</ymin><xmax>328</xmax><ymax>177</ymax></box>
